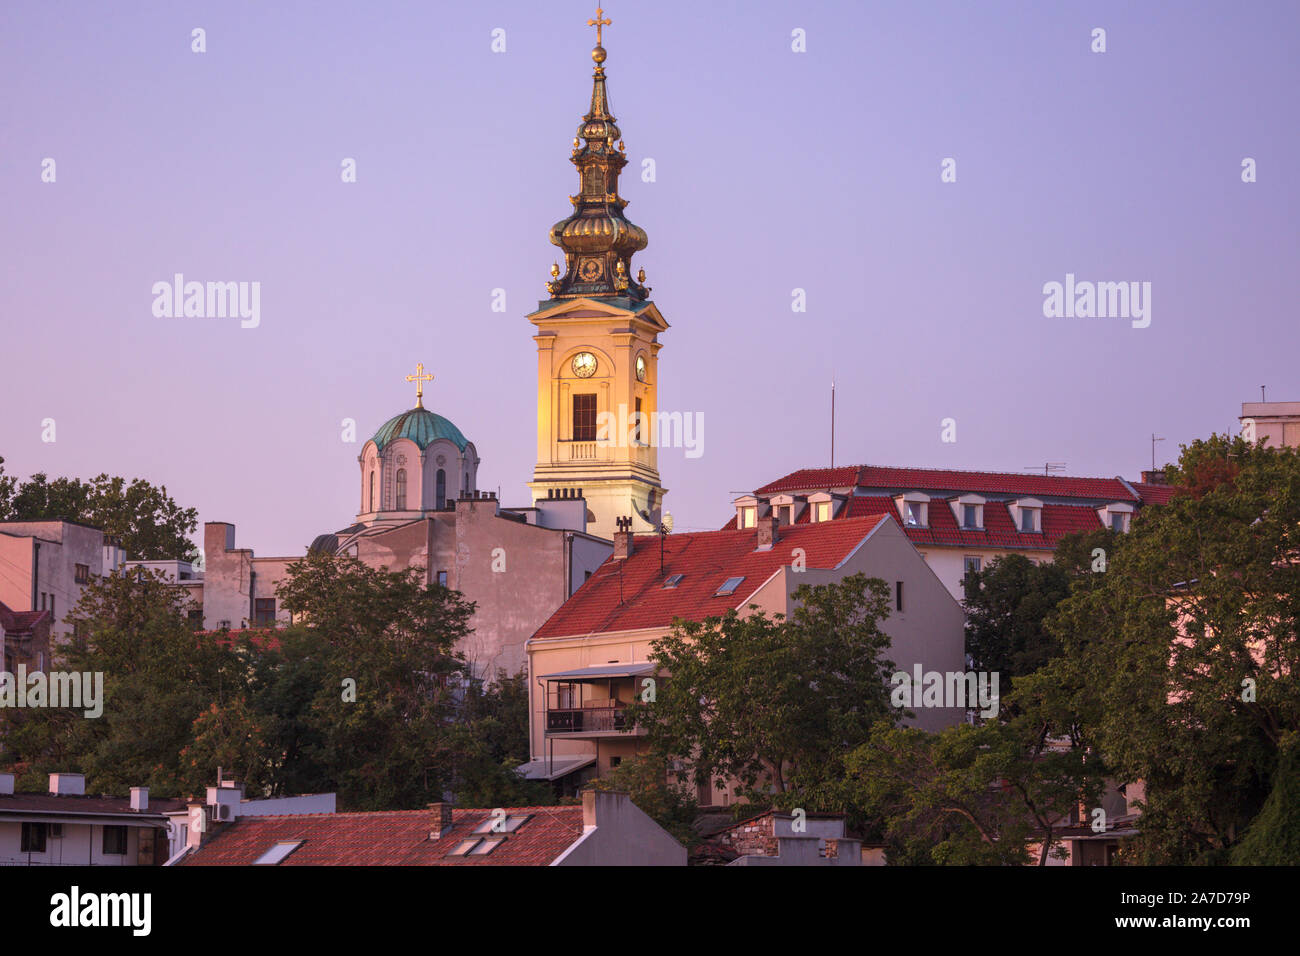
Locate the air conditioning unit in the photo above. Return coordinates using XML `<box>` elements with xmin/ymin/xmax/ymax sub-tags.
<box><xmin>49</xmin><ymin>824</ymin><xmax>64</xmax><ymax>839</ymax></box>
<box><xmin>210</xmin><ymin>803</ymin><xmax>233</xmax><ymax>823</ymax></box>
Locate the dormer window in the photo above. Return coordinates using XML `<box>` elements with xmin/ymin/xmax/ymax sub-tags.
<box><xmin>953</xmin><ymin>494</ymin><xmax>986</xmax><ymax>531</ymax></box>
<box><xmin>733</xmin><ymin>495</ymin><xmax>762</xmax><ymax>530</ymax></box>
<box><xmin>807</xmin><ymin>491</ymin><xmax>840</xmax><ymax>523</ymax></box>
<box><xmin>1013</xmin><ymin>498</ymin><xmax>1043</xmax><ymax>533</ymax></box>
<box><xmin>1099</xmin><ymin>502</ymin><xmax>1135</xmax><ymax>533</ymax></box>
<box><xmin>895</xmin><ymin>492</ymin><xmax>929</xmax><ymax>529</ymax></box>
<box><xmin>769</xmin><ymin>494</ymin><xmax>804</xmax><ymax>526</ymax></box>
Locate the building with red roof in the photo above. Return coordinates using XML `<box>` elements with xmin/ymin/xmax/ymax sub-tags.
<box><xmin>173</xmin><ymin>789</ymin><xmax>684</xmax><ymax>866</ymax></box>
<box><xmin>524</xmin><ymin>513</ymin><xmax>967</xmax><ymax>804</ymax></box>
<box><xmin>0</xmin><ymin>600</ymin><xmax>51</xmax><ymax>676</ymax></box>
<box><xmin>729</xmin><ymin>463</ymin><xmax>1176</xmax><ymax>599</ymax></box>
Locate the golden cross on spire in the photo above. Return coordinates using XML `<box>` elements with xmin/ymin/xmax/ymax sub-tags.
<box><xmin>405</xmin><ymin>362</ymin><xmax>434</xmax><ymax>408</ymax></box>
<box><xmin>587</xmin><ymin>5</ymin><xmax>611</xmax><ymax>47</ymax></box>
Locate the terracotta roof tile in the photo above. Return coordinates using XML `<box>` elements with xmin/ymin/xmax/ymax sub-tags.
<box><xmin>757</xmin><ymin>464</ymin><xmax>1139</xmax><ymax>502</ymax></box>
<box><xmin>1134</xmin><ymin>482</ymin><xmax>1178</xmax><ymax>505</ymax></box>
<box><xmin>841</xmin><ymin>495</ymin><xmax>1102</xmax><ymax>550</ymax></box>
<box><xmin>179</xmin><ymin>806</ymin><xmax>585</xmax><ymax>866</ymax></box>
<box><xmin>533</xmin><ymin>517</ymin><xmax>888</xmax><ymax>639</ymax></box>
<box><xmin>0</xmin><ymin>602</ymin><xmax>49</xmax><ymax>633</ymax></box>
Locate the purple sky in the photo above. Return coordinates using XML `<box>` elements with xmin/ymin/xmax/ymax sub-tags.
<box><xmin>2</xmin><ymin>0</ymin><xmax>1297</xmax><ymax>556</ymax></box>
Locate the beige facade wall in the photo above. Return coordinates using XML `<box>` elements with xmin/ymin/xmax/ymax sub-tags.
<box><xmin>0</xmin><ymin>521</ymin><xmax>107</xmax><ymax>638</ymax></box>
<box><xmin>527</xmin><ymin>519</ymin><xmax>968</xmax><ymax>802</ymax></box>
<box><xmin>201</xmin><ymin>506</ymin><xmax>611</xmax><ymax>680</ymax></box>
<box><xmin>914</xmin><ymin>546</ymin><xmax>1052</xmax><ymax>603</ymax></box>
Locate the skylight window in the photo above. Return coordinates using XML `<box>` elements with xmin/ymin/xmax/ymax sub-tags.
<box><xmin>663</xmin><ymin>574</ymin><xmax>685</xmax><ymax>588</ymax></box>
<box><xmin>449</xmin><ymin>838</ymin><xmax>482</xmax><ymax>856</ymax></box>
<box><xmin>253</xmin><ymin>841</ymin><xmax>303</xmax><ymax>865</ymax></box>
<box><xmin>473</xmin><ymin>813</ymin><xmax>532</xmax><ymax>835</ymax></box>
<box><xmin>715</xmin><ymin>576</ymin><xmax>745</xmax><ymax>596</ymax></box>
<box><xmin>469</xmin><ymin>836</ymin><xmax>506</xmax><ymax>855</ymax></box>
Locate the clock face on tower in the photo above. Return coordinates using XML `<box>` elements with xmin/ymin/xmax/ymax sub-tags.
<box><xmin>571</xmin><ymin>351</ymin><xmax>598</xmax><ymax>378</ymax></box>
<box><xmin>635</xmin><ymin>354</ymin><xmax>647</xmax><ymax>382</ymax></box>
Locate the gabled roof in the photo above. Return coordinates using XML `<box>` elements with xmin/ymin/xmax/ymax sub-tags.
<box><xmin>178</xmin><ymin>806</ymin><xmax>586</xmax><ymax>866</ymax></box>
<box><xmin>533</xmin><ymin>516</ymin><xmax>888</xmax><ymax>639</ymax></box>
<box><xmin>756</xmin><ymin>464</ymin><xmax>1141</xmax><ymax>502</ymax></box>
<box><xmin>0</xmin><ymin>602</ymin><xmax>49</xmax><ymax>634</ymax></box>
<box><xmin>1133</xmin><ymin>482</ymin><xmax>1178</xmax><ymax>505</ymax></box>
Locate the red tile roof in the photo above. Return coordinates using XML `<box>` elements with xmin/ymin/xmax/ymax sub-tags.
<box><xmin>0</xmin><ymin>602</ymin><xmax>49</xmax><ymax>633</ymax></box>
<box><xmin>844</xmin><ymin>496</ymin><xmax>1103</xmax><ymax>550</ymax></box>
<box><xmin>1134</xmin><ymin>482</ymin><xmax>1178</xmax><ymax>505</ymax></box>
<box><xmin>756</xmin><ymin>464</ymin><xmax>1140</xmax><ymax>502</ymax></box>
<box><xmin>178</xmin><ymin>805</ymin><xmax>586</xmax><ymax>866</ymax></box>
<box><xmin>754</xmin><ymin>466</ymin><xmax>862</xmax><ymax>494</ymax></box>
<box><xmin>533</xmin><ymin>516</ymin><xmax>890</xmax><ymax>639</ymax></box>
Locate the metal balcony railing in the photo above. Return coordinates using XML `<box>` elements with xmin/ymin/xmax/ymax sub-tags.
<box><xmin>545</xmin><ymin>706</ymin><xmax>629</xmax><ymax>734</ymax></box>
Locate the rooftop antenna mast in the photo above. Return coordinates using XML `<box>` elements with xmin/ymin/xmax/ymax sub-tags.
<box><xmin>831</xmin><ymin>375</ymin><xmax>836</xmax><ymax>468</ymax></box>
<box><xmin>1023</xmin><ymin>462</ymin><xmax>1066</xmax><ymax>476</ymax></box>
<box><xmin>1151</xmin><ymin>434</ymin><xmax>1165</xmax><ymax>472</ymax></box>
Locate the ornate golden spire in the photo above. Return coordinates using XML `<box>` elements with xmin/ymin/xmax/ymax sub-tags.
<box><xmin>545</xmin><ymin>5</ymin><xmax>649</xmax><ymax>302</ymax></box>
<box><xmin>404</xmin><ymin>361</ymin><xmax>434</xmax><ymax>409</ymax></box>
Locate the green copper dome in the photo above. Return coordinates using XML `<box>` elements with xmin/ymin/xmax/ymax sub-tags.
<box><xmin>371</xmin><ymin>407</ymin><xmax>469</xmax><ymax>452</ymax></box>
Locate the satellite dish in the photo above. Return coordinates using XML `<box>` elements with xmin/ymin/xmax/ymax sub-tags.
<box><xmin>662</xmin><ymin>513</ymin><xmax>674</xmax><ymax>533</ymax></box>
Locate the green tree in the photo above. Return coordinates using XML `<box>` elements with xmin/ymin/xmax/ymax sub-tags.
<box><xmin>963</xmin><ymin>554</ymin><xmax>1070</xmax><ymax>686</ymax></box>
<box><xmin>0</xmin><ymin>465</ymin><xmax>198</xmax><ymax>560</ymax></box>
<box><xmin>1</xmin><ymin>568</ymin><xmax>241</xmax><ymax>794</ymax></box>
<box><xmin>629</xmin><ymin>573</ymin><xmax>897</xmax><ymax>805</ymax></box>
<box><xmin>449</xmin><ymin>670</ymin><xmax>554</xmax><ymax>808</ymax></box>
<box><xmin>585</xmin><ymin>754</ymin><xmax>696</xmax><ymax>846</ymax></box>
<box><xmin>1049</xmin><ymin>434</ymin><xmax>1300</xmax><ymax>863</ymax></box>
<box><xmin>273</xmin><ymin>551</ymin><xmax>475</xmax><ymax>810</ymax></box>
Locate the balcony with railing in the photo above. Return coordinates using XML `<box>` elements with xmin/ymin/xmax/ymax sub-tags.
<box><xmin>540</xmin><ymin>665</ymin><xmax>655</xmax><ymax>739</ymax></box>
<box><xmin>545</xmin><ymin>702</ymin><xmax>630</xmax><ymax>735</ymax></box>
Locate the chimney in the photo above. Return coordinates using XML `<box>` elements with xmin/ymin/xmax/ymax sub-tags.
<box><xmin>186</xmin><ymin>803</ymin><xmax>207</xmax><ymax>849</ymax></box>
<box><xmin>582</xmin><ymin>788</ymin><xmax>629</xmax><ymax>828</ymax></box>
<box><xmin>0</xmin><ymin>773</ymin><xmax>14</xmax><ymax>795</ymax></box>
<box><xmin>613</xmin><ymin>516</ymin><xmax>634</xmax><ymax>559</ymax></box>
<box><xmin>429</xmin><ymin>802</ymin><xmax>454</xmax><ymax>840</ymax></box>
<box><xmin>130</xmin><ymin>786</ymin><xmax>149</xmax><ymax>811</ymax></box>
<box><xmin>756</xmin><ymin>515</ymin><xmax>779</xmax><ymax>550</ymax></box>
<box><xmin>1141</xmin><ymin>469</ymin><xmax>1168</xmax><ymax>485</ymax></box>
<box><xmin>49</xmin><ymin>773</ymin><xmax>86</xmax><ymax>796</ymax></box>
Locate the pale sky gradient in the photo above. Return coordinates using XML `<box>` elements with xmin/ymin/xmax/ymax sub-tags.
<box><xmin>2</xmin><ymin>0</ymin><xmax>1297</xmax><ymax>555</ymax></box>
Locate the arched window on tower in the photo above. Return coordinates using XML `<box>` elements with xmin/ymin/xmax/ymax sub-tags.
<box><xmin>395</xmin><ymin>469</ymin><xmax>407</xmax><ymax>510</ymax></box>
<box><xmin>436</xmin><ymin>469</ymin><xmax>446</xmax><ymax>510</ymax></box>
<box><xmin>368</xmin><ymin>471</ymin><xmax>375</xmax><ymax>513</ymax></box>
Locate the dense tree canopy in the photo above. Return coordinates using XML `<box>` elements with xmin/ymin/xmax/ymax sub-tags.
<box><xmin>0</xmin><ymin>457</ymin><xmax>198</xmax><ymax>560</ymax></box>
<box><xmin>1047</xmin><ymin>435</ymin><xmax>1300</xmax><ymax>863</ymax></box>
<box><xmin>1</xmin><ymin>551</ymin><xmax>549</xmax><ymax>812</ymax></box>
<box><xmin>630</xmin><ymin>573</ymin><xmax>898</xmax><ymax>804</ymax></box>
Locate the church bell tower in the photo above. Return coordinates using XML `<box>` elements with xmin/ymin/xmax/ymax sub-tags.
<box><xmin>527</xmin><ymin>7</ymin><xmax>668</xmax><ymax>541</ymax></box>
